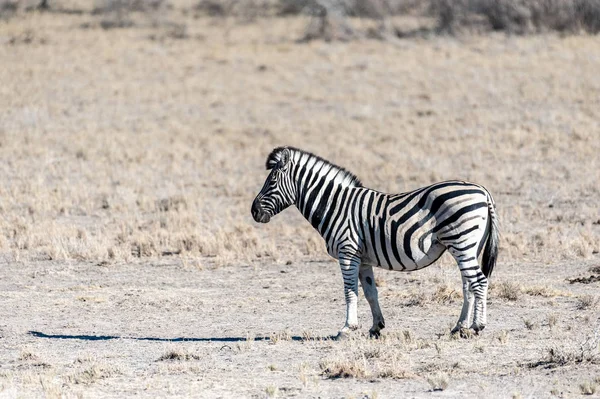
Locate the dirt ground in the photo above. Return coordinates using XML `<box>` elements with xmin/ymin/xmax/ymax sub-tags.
<box><xmin>1</xmin><ymin>2</ymin><xmax>599</xmax><ymax>398</ymax></box>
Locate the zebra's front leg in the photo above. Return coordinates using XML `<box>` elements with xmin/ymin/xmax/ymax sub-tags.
<box><xmin>359</xmin><ymin>264</ymin><xmax>385</xmax><ymax>338</ymax></box>
<box><xmin>336</xmin><ymin>255</ymin><xmax>361</xmax><ymax>339</ymax></box>
<box><xmin>452</xmin><ymin>275</ymin><xmax>474</xmax><ymax>334</ymax></box>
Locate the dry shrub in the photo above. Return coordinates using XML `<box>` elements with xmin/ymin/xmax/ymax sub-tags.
<box><xmin>377</xmin><ymin>366</ymin><xmax>413</xmax><ymax>379</ymax></box>
<box><xmin>427</xmin><ymin>371</ymin><xmax>449</xmax><ymax>391</ymax></box>
<box><xmin>405</xmin><ymin>292</ymin><xmax>428</xmax><ymax>307</ymax></box>
<box><xmin>0</xmin><ymin>0</ymin><xmax>18</xmax><ymax>19</ymax></box>
<box><xmin>493</xmin><ymin>281</ymin><xmax>521</xmax><ymax>301</ymax></box>
<box><xmin>320</xmin><ymin>358</ymin><xmax>368</xmax><ymax>379</ymax></box>
<box><xmin>432</xmin><ymin>0</ymin><xmax>600</xmax><ymax>34</ymax></box>
<box><xmin>93</xmin><ymin>0</ymin><xmax>165</xmax><ymax>14</ymax></box>
<box><xmin>577</xmin><ymin>295</ymin><xmax>598</xmax><ymax>310</ymax></box>
<box><xmin>296</xmin><ymin>0</ymin><xmax>406</xmax><ymax>41</ymax></box>
<box><xmin>530</xmin><ymin>324</ymin><xmax>600</xmax><ymax>368</ymax></box>
<box><xmin>524</xmin><ymin>319</ymin><xmax>537</xmax><ymax>330</ymax></box>
<box><xmin>67</xmin><ymin>364</ymin><xmax>120</xmax><ymax>384</ymax></box>
<box><xmin>431</xmin><ymin>283</ymin><xmax>460</xmax><ymax>304</ymax></box>
<box><xmin>157</xmin><ymin>349</ymin><xmax>200</xmax><ymax>361</ymax></box>
<box><xmin>194</xmin><ymin>0</ymin><xmax>280</xmax><ymax>20</ymax></box>
<box><xmin>92</xmin><ymin>0</ymin><xmax>166</xmax><ymax>30</ymax></box>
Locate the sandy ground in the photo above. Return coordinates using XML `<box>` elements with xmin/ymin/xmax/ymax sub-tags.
<box><xmin>0</xmin><ymin>257</ymin><xmax>599</xmax><ymax>398</ymax></box>
<box><xmin>0</xmin><ymin>2</ymin><xmax>599</xmax><ymax>398</ymax></box>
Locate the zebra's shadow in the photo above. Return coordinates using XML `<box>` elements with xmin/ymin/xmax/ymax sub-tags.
<box><xmin>28</xmin><ymin>330</ymin><xmax>336</xmax><ymax>342</ymax></box>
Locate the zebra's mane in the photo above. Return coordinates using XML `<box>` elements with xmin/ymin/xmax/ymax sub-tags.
<box><xmin>266</xmin><ymin>146</ymin><xmax>363</xmax><ymax>188</ymax></box>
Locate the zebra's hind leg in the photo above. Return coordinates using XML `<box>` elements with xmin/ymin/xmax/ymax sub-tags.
<box><xmin>451</xmin><ymin>275</ymin><xmax>474</xmax><ymax>334</ymax></box>
<box><xmin>448</xmin><ymin>248</ymin><xmax>489</xmax><ymax>333</ymax></box>
<box><xmin>359</xmin><ymin>264</ymin><xmax>385</xmax><ymax>338</ymax></box>
<box><xmin>336</xmin><ymin>254</ymin><xmax>361</xmax><ymax>340</ymax></box>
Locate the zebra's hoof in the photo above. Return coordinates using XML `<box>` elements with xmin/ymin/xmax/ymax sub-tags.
<box><xmin>369</xmin><ymin>329</ymin><xmax>381</xmax><ymax>339</ymax></box>
<box><xmin>334</xmin><ymin>331</ymin><xmax>350</xmax><ymax>341</ymax></box>
<box><xmin>451</xmin><ymin>327</ymin><xmax>475</xmax><ymax>339</ymax></box>
<box><xmin>470</xmin><ymin>323</ymin><xmax>486</xmax><ymax>333</ymax></box>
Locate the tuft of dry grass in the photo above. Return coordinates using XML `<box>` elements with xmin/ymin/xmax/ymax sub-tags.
<box><xmin>576</xmin><ymin>295</ymin><xmax>598</xmax><ymax>310</ymax></box>
<box><xmin>67</xmin><ymin>364</ymin><xmax>120</xmax><ymax>385</ymax></box>
<box><xmin>547</xmin><ymin>314</ymin><xmax>558</xmax><ymax>329</ymax></box>
<box><xmin>265</xmin><ymin>384</ymin><xmax>279</xmax><ymax>398</ymax></box>
<box><xmin>319</xmin><ymin>358</ymin><xmax>368</xmax><ymax>379</ymax></box>
<box><xmin>530</xmin><ymin>325</ymin><xmax>600</xmax><ymax>369</ymax></box>
<box><xmin>18</xmin><ymin>350</ymin><xmax>39</xmax><ymax>362</ymax></box>
<box><xmin>522</xmin><ymin>285</ymin><xmax>568</xmax><ymax>298</ymax></box>
<box><xmin>427</xmin><ymin>371</ymin><xmax>449</xmax><ymax>391</ymax></box>
<box><xmin>269</xmin><ymin>330</ymin><xmax>292</xmax><ymax>344</ymax></box>
<box><xmin>498</xmin><ymin>330</ymin><xmax>510</xmax><ymax>345</ymax></box>
<box><xmin>580</xmin><ymin>380</ymin><xmax>597</xmax><ymax>395</ymax></box>
<box><xmin>524</xmin><ymin>319</ymin><xmax>537</xmax><ymax>330</ymax></box>
<box><xmin>377</xmin><ymin>366</ymin><xmax>413</xmax><ymax>379</ymax></box>
<box><xmin>157</xmin><ymin>348</ymin><xmax>200</xmax><ymax>362</ymax></box>
<box><xmin>431</xmin><ymin>283</ymin><xmax>460</xmax><ymax>304</ymax></box>
<box><xmin>494</xmin><ymin>281</ymin><xmax>521</xmax><ymax>301</ymax></box>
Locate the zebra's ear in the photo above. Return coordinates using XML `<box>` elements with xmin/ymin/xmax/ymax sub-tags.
<box><xmin>266</xmin><ymin>147</ymin><xmax>290</xmax><ymax>170</ymax></box>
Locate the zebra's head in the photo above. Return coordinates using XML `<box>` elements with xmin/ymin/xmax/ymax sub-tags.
<box><xmin>251</xmin><ymin>147</ymin><xmax>296</xmax><ymax>223</ymax></box>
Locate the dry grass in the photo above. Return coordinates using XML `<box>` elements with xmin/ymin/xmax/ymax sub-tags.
<box><xmin>156</xmin><ymin>348</ymin><xmax>201</xmax><ymax>361</ymax></box>
<box><xmin>522</xmin><ymin>285</ymin><xmax>568</xmax><ymax>298</ymax></box>
<box><xmin>493</xmin><ymin>281</ymin><xmax>521</xmax><ymax>301</ymax></box>
<box><xmin>530</xmin><ymin>325</ymin><xmax>600</xmax><ymax>368</ymax></box>
<box><xmin>576</xmin><ymin>295</ymin><xmax>598</xmax><ymax>310</ymax></box>
<box><xmin>265</xmin><ymin>384</ymin><xmax>279</xmax><ymax>397</ymax></box>
<box><xmin>319</xmin><ymin>358</ymin><xmax>368</xmax><ymax>379</ymax></box>
<box><xmin>427</xmin><ymin>371</ymin><xmax>449</xmax><ymax>391</ymax></box>
<box><xmin>547</xmin><ymin>313</ymin><xmax>559</xmax><ymax>329</ymax></box>
<box><xmin>0</xmin><ymin>2</ymin><xmax>599</xmax><ymax>269</ymax></box>
<box><xmin>580</xmin><ymin>380</ymin><xmax>597</xmax><ymax>395</ymax></box>
<box><xmin>66</xmin><ymin>364</ymin><xmax>120</xmax><ymax>385</ymax></box>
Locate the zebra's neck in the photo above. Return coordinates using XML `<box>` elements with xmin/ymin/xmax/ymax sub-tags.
<box><xmin>291</xmin><ymin>152</ymin><xmax>361</xmax><ymax>235</ymax></box>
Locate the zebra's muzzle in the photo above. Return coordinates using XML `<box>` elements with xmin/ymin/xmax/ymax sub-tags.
<box><xmin>251</xmin><ymin>200</ymin><xmax>271</xmax><ymax>223</ymax></box>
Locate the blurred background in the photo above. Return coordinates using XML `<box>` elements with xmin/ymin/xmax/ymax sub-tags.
<box><xmin>1</xmin><ymin>0</ymin><xmax>599</xmax><ymax>268</ymax></box>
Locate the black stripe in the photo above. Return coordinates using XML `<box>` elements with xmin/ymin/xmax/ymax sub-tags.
<box><xmin>389</xmin><ymin>181</ymin><xmax>469</xmax><ymax>216</ymax></box>
<box><xmin>354</xmin><ymin>190</ymin><xmax>370</xmax><ymax>248</ymax></box>
<box><xmin>378</xmin><ymin>200</ymin><xmax>393</xmax><ymax>269</ymax></box>
<box><xmin>362</xmin><ymin>192</ymin><xmax>375</xmax><ymax>256</ymax></box>
<box><xmin>318</xmin><ymin>184</ymin><xmax>343</xmax><ymax>235</ymax></box>
<box><xmin>433</xmin><ymin>202</ymin><xmax>487</xmax><ymax>234</ymax></box>
<box><xmin>389</xmin><ymin>218</ymin><xmax>408</xmax><ymax>268</ymax></box>
<box><xmin>302</xmin><ymin>162</ymin><xmax>327</xmax><ymax>215</ymax></box>
<box><xmin>310</xmin><ymin>178</ymin><xmax>335</xmax><ymax>230</ymax></box>
<box><xmin>305</xmin><ymin>173</ymin><xmax>330</xmax><ymax>221</ymax></box>
<box><xmin>324</xmin><ymin>189</ymin><xmax>350</xmax><ymax>242</ymax></box>
<box><xmin>447</xmin><ymin>242</ymin><xmax>477</xmax><ymax>252</ymax></box>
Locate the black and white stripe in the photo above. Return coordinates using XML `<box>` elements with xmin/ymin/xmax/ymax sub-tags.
<box><xmin>252</xmin><ymin>146</ymin><xmax>499</xmax><ymax>338</ymax></box>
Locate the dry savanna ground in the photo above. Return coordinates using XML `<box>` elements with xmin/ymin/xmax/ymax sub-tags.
<box><xmin>1</xmin><ymin>2</ymin><xmax>600</xmax><ymax>398</ymax></box>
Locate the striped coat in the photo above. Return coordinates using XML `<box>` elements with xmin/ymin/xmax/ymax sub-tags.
<box><xmin>252</xmin><ymin>147</ymin><xmax>498</xmax><ymax>338</ymax></box>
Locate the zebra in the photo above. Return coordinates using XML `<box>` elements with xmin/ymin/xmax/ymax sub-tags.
<box><xmin>251</xmin><ymin>146</ymin><xmax>499</xmax><ymax>338</ymax></box>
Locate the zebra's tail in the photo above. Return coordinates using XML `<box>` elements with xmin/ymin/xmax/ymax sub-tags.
<box><xmin>481</xmin><ymin>193</ymin><xmax>499</xmax><ymax>279</ymax></box>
